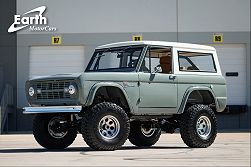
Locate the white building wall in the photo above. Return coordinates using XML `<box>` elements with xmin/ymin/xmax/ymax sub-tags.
<box><xmin>17</xmin><ymin>0</ymin><xmax>250</xmax><ymax>34</ymax></box>
<box><xmin>178</xmin><ymin>0</ymin><xmax>250</xmax><ymax>32</ymax></box>
<box><xmin>17</xmin><ymin>0</ymin><xmax>177</xmax><ymax>34</ymax></box>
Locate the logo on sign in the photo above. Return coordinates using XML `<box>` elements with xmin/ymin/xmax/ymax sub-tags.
<box><xmin>8</xmin><ymin>6</ymin><xmax>57</xmax><ymax>33</ymax></box>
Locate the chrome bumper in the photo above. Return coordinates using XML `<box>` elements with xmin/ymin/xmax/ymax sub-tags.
<box><xmin>23</xmin><ymin>106</ymin><xmax>82</xmax><ymax>114</ymax></box>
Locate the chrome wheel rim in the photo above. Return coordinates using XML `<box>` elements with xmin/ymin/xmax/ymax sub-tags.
<box><xmin>48</xmin><ymin>116</ymin><xmax>68</xmax><ymax>139</ymax></box>
<box><xmin>196</xmin><ymin>116</ymin><xmax>211</xmax><ymax>140</ymax></box>
<box><xmin>98</xmin><ymin>115</ymin><xmax>120</xmax><ymax>140</ymax></box>
<box><xmin>141</xmin><ymin>124</ymin><xmax>157</xmax><ymax>137</ymax></box>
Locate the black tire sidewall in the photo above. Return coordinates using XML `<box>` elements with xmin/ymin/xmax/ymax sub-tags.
<box><xmin>180</xmin><ymin>104</ymin><xmax>217</xmax><ymax>148</ymax></box>
<box><xmin>93</xmin><ymin>110</ymin><xmax>128</xmax><ymax>146</ymax></box>
<box><xmin>33</xmin><ymin>114</ymin><xmax>77</xmax><ymax>149</ymax></box>
<box><xmin>129</xmin><ymin>121</ymin><xmax>161</xmax><ymax>147</ymax></box>
<box><xmin>191</xmin><ymin>110</ymin><xmax>217</xmax><ymax>144</ymax></box>
<box><xmin>82</xmin><ymin>102</ymin><xmax>130</xmax><ymax>150</ymax></box>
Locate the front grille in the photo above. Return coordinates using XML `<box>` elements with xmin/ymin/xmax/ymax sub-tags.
<box><xmin>35</xmin><ymin>81</ymin><xmax>71</xmax><ymax>99</ymax></box>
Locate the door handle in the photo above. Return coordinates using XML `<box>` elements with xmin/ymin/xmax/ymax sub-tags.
<box><xmin>169</xmin><ymin>75</ymin><xmax>176</xmax><ymax>80</ymax></box>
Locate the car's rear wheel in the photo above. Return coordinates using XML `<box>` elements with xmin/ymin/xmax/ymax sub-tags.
<box><xmin>180</xmin><ymin>104</ymin><xmax>217</xmax><ymax>148</ymax></box>
<box><xmin>81</xmin><ymin>102</ymin><xmax>130</xmax><ymax>151</ymax></box>
<box><xmin>33</xmin><ymin>114</ymin><xmax>77</xmax><ymax>149</ymax></box>
<box><xmin>128</xmin><ymin>121</ymin><xmax>161</xmax><ymax>147</ymax></box>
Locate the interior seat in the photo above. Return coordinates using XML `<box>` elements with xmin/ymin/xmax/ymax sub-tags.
<box><xmin>159</xmin><ymin>56</ymin><xmax>171</xmax><ymax>73</ymax></box>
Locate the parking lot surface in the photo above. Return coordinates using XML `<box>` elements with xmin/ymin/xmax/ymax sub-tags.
<box><xmin>0</xmin><ymin>133</ymin><xmax>250</xmax><ymax>166</ymax></box>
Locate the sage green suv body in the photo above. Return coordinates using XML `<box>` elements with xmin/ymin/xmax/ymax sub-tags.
<box><xmin>24</xmin><ymin>41</ymin><xmax>227</xmax><ymax>150</ymax></box>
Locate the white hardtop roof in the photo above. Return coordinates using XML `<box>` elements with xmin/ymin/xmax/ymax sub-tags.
<box><xmin>96</xmin><ymin>41</ymin><xmax>215</xmax><ymax>51</ymax></box>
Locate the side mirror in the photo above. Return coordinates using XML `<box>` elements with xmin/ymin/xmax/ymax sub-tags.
<box><xmin>153</xmin><ymin>65</ymin><xmax>161</xmax><ymax>73</ymax></box>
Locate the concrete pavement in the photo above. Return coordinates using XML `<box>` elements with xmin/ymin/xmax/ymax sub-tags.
<box><xmin>0</xmin><ymin>133</ymin><xmax>250</xmax><ymax>166</ymax></box>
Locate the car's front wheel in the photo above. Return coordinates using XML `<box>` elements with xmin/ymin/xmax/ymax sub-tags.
<box><xmin>81</xmin><ymin>102</ymin><xmax>130</xmax><ymax>151</ymax></box>
<box><xmin>180</xmin><ymin>104</ymin><xmax>217</xmax><ymax>148</ymax></box>
<box><xmin>128</xmin><ymin>121</ymin><xmax>161</xmax><ymax>147</ymax></box>
<box><xmin>33</xmin><ymin>114</ymin><xmax>77</xmax><ymax>149</ymax></box>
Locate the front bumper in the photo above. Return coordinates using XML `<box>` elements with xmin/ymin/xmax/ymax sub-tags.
<box><xmin>23</xmin><ymin>106</ymin><xmax>82</xmax><ymax>114</ymax></box>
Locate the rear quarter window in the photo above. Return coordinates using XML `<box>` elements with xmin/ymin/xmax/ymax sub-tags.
<box><xmin>178</xmin><ymin>51</ymin><xmax>217</xmax><ymax>73</ymax></box>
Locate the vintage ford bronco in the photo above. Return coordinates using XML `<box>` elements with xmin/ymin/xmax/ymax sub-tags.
<box><xmin>23</xmin><ymin>41</ymin><xmax>227</xmax><ymax>150</ymax></box>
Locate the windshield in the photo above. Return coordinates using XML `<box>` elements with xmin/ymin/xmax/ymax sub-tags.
<box><xmin>85</xmin><ymin>45</ymin><xmax>144</xmax><ymax>72</ymax></box>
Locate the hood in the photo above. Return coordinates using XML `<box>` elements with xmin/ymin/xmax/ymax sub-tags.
<box><xmin>29</xmin><ymin>73</ymin><xmax>82</xmax><ymax>81</ymax></box>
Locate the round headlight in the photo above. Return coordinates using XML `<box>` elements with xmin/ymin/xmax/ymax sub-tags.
<box><xmin>68</xmin><ymin>85</ymin><xmax>76</xmax><ymax>95</ymax></box>
<box><xmin>28</xmin><ymin>87</ymin><xmax>35</xmax><ymax>97</ymax></box>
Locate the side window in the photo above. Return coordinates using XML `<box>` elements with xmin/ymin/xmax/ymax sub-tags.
<box><xmin>140</xmin><ymin>47</ymin><xmax>172</xmax><ymax>73</ymax></box>
<box><xmin>178</xmin><ymin>51</ymin><xmax>216</xmax><ymax>72</ymax></box>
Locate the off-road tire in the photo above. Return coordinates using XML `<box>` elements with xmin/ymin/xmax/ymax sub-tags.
<box><xmin>33</xmin><ymin>114</ymin><xmax>77</xmax><ymax>149</ymax></box>
<box><xmin>180</xmin><ymin>104</ymin><xmax>217</xmax><ymax>148</ymax></box>
<box><xmin>129</xmin><ymin>121</ymin><xmax>161</xmax><ymax>147</ymax></box>
<box><xmin>81</xmin><ymin>102</ymin><xmax>130</xmax><ymax>151</ymax></box>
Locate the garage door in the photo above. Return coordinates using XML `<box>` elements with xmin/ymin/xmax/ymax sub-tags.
<box><xmin>212</xmin><ymin>44</ymin><xmax>247</xmax><ymax>105</ymax></box>
<box><xmin>29</xmin><ymin>46</ymin><xmax>85</xmax><ymax>78</ymax></box>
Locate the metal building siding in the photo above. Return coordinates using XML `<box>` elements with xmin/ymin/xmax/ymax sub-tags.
<box><xmin>29</xmin><ymin>46</ymin><xmax>85</xmax><ymax>78</ymax></box>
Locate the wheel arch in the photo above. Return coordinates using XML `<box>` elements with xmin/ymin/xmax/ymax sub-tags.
<box><xmin>178</xmin><ymin>86</ymin><xmax>219</xmax><ymax>114</ymax></box>
<box><xmin>84</xmin><ymin>82</ymin><xmax>133</xmax><ymax>113</ymax></box>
